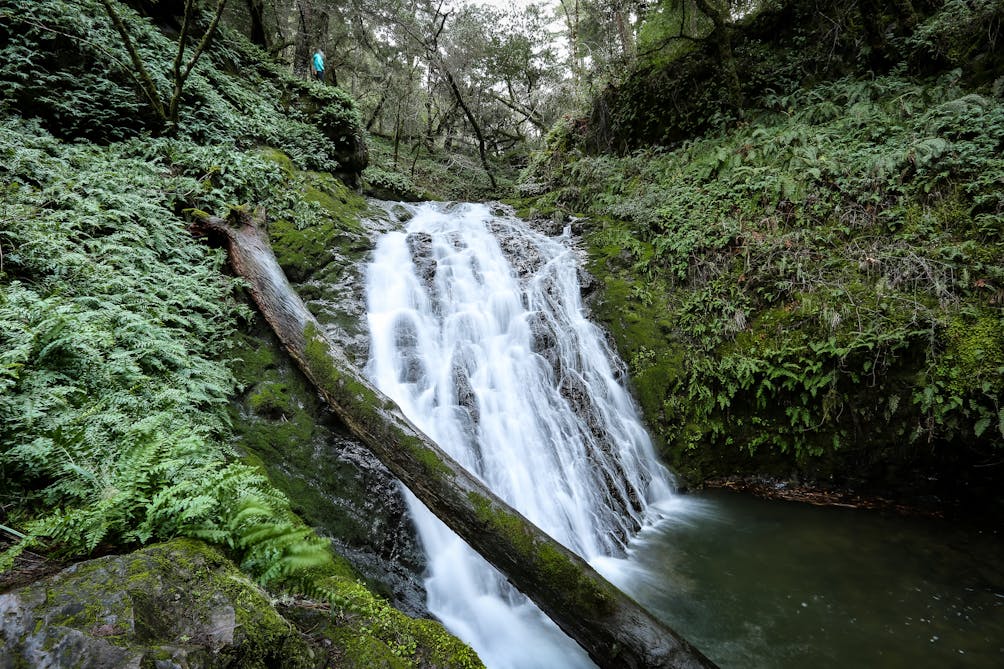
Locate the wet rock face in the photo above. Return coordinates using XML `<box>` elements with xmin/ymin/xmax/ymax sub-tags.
<box><xmin>527</xmin><ymin>310</ymin><xmax>560</xmax><ymax>373</ymax></box>
<box><xmin>451</xmin><ymin>352</ymin><xmax>480</xmax><ymax>426</ymax></box>
<box><xmin>486</xmin><ymin>221</ymin><xmax>544</xmax><ymax>279</ymax></box>
<box><xmin>231</xmin><ymin>322</ymin><xmax>428</xmax><ymax>617</ymax></box>
<box><xmin>0</xmin><ymin>540</ymin><xmax>313</xmax><ymax>669</ymax></box>
<box><xmin>407</xmin><ymin>232</ymin><xmax>437</xmax><ymax>293</ymax></box>
<box><xmin>320</xmin><ymin>430</ymin><xmax>430</xmax><ymax>617</ymax></box>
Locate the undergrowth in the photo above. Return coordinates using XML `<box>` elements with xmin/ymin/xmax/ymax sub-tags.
<box><xmin>364</xmin><ymin>134</ymin><xmax>519</xmax><ymax>202</ymax></box>
<box><xmin>521</xmin><ymin>72</ymin><xmax>1004</xmax><ymax>485</ymax></box>
<box><xmin>0</xmin><ymin>0</ymin><xmax>361</xmax><ymax>172</ymax></box>
<box><xmin>0</xmin><ymin>116</ymin><xmax>329</xmax><ymax>583</ymax></box>
<box><xmin>0</xmin><ymin>111</ymin><xmax>469</xmax><ymax>669</ymax></box>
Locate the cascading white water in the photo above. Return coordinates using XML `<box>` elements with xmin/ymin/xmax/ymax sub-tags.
<box><xmin>365</xmin><ymin>202</ymin><xmax>678</xmax><ymax>669</ymax></box>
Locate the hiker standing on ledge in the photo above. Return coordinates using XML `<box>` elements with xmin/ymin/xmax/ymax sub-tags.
<box><xmin>311</xmin><ymin>48</ymin><xmax>325</xmax><ymax>82</ymax></box>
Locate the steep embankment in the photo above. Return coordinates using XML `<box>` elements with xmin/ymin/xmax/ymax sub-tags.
<box><xmin>518</xmin><ymin>0</ymin><xmax>1004</xmax><ymax>507</ymax></box>
<box><xmin>0</xmin><ymin>1</ymin><xmax>477</xmax><ymax>665</ymax></box>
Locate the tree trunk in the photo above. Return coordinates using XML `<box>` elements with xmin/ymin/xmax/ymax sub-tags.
<box><xmin>192</xmin><ymin>207</ymin><xmax>718</xmax><ymax>669</ymax></box>
<box><xmin>440</xmin><ymin>66</ymin><xmax>497</xmax><ymax>189</ymax></box>
<box><xmin>245</xmin><ymin>0</ymin><xmax>266</xmax><ymax>48</ymax></box>
<box><xmin>693</xmin><ymin>0</ymin><xmax>743</xmax><ymax>117</ymax></box>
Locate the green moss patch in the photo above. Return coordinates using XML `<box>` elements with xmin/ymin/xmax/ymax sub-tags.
<box><xmin>264</xmin><ymin>158</ymin><xmax>371</xmax><ymax>283</ymax></box>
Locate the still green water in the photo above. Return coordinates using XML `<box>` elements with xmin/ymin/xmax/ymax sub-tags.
<box><xmin>607</xmin><ymin>490</ymin><xmax>1003</xmax><ymax>668</ymax></box>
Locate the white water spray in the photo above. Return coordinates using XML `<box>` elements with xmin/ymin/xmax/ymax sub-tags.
<box><xmin>365</xmin><ymin>202</ymin><xmax>678</xmax><ymax>668</ymax></box>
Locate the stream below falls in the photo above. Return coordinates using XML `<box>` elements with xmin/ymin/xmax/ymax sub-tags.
<box><xmin>362</xmin><ymin>202</ymin><xmax>1003</xmax><ymax>669</ymax></box>
<box><xmin>602</xmin><ymin>489</ymin><xmax>1003</xmax><ymax>668</ymax></box>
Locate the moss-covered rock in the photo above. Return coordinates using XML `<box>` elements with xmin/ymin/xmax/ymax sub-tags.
<box><xmin>0</xmin><ymin>539</ymin><xmax>314</xmax><ymax>668</ymax></box>
<box><xmin>261</xmin><ymin>158</ymin><xmax>369</xmax><ymax>283</ymax></box>
<box><xmin>258</xmin><ymin>149</ymin><xmax>384</xmax><ymax>361</ymax></box>
<box><xmin>0</xmin><ymin>540</ymin><xmax>483</xmax><ymax>669</ymax></box>
<box><xmin>281</xmin><ymin>580</ymin><xmax>483</xmax><ymax>669</ymax></box>
<box><xmin>279</xmin><ymin>80</ymin><xmax>369</xmax><ymax>184</ymax></box>
<box><xmin>228</xmin><ymin>318</ymin><xmax>428</xmax><ymax>616</ymax></box>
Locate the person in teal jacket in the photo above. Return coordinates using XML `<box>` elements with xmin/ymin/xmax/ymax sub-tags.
<box><xmin>311</xmin><ymin>48</ymin><xmax>325</xmax><ymax>82</ymax></box>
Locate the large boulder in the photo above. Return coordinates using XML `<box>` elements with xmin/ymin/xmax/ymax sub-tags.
<box><xmin>280</xmin><ymin>81</ymin><xmax>370</xmax><ymax>185</ymax></box>
<box><xmin>0</xmin><ymin>539</ymin><xmax>483</xmax><ymax>669</ymax></box>
<box><xmin>0</xmin><ymin>540</ymin><xmax>314</xmax><ymax>668</ymax></box>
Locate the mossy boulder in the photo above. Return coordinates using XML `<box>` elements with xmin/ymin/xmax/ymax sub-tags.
<box><xmin>0</xmin><ymin>540</ymin><xmax>483</xmax><ymax>669</ymax></box>
<box><xmin>281</xmin><ymin>81</ymin><xmax>369</xmax><ymax>184</ymax></box>
<box><xmin>263</xmin><ymin>164</ymin><xmax>369</xmax><ymax>283</ymax></box>
<box><xmin>281</xmin><ymin>585</ymin><xmax>483</xmax><ymax>669</ymax></box>
<box><xmin>0</xmin><ymin>539</ymin><xmax>314</xmax><ymax>668</ymax></box>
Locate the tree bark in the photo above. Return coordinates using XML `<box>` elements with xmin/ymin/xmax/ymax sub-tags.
<box><xmin>192</xmin><ymin>207</ymin><xmax>718</xmax><ymax>669</ymax></box>
<box><xmin>693</xmin><ymin>0</ymin><xmax>744</xmax><ymax>117</ymax></box>
<box><xmin>440</xmin><ymin>66</ymin><xmax>497</xmax><ymax>189</ymax></box>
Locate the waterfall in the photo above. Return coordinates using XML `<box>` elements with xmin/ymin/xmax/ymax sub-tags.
<box><xmin>364</xmin><ymin>202</ymin><xmax>677</xmax><ymax>669</ymax></box>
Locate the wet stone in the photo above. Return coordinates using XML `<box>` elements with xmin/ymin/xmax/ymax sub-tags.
<box><xmin>406</xmin><ymin>232</ymin><xmax>437</xmax><ymax>291</ymax></box>
<box><xmin>486</xmin><ymin>221</ymin><xmax>544</xmax><ymax>278</ymax></box>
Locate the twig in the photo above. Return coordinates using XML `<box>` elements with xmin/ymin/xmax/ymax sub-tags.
<box><xmin>0</xmin><ymin>523</ymin><xmax>26</xmax><ymax>540</ymax></box>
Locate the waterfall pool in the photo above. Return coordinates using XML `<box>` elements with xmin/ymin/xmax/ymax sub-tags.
<box><xmin>601</xmin><ymin>489</ymin><xmax>1004</xmax><ymax>669</ymax></box>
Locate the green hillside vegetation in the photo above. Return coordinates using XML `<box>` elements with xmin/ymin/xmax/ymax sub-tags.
<box><xmin>0</xmin><ymin>0</ymin><xmax>478</xmax><ymax>664</ymax></box>
<box><xmin>518</xmin><ymin>0</ymin><xmax>1004</xmax><ymax>501</ymax></box>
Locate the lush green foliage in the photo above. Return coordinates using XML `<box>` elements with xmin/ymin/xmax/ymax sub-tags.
<box><xmin>362</xmin><ymin>161</ymin><xmax>430</xmax><ymax>203</ymax></box>
<box><xmin>0</xmin><ymin>0</ymin><xmax>376</xmax><ymax>602</ymax></box>
<box><xmin>586</xmin><ymin>0</ymin><xmax>1004</xmax><ymax>152</ymax></box>
<box><xmin>364</xmin><ymin>135</ymin><xmax>522</xmax><ymax>201</ymax></box>
<box><xmin>521</xmin><ymin>71</ymin><xmax>1004</xmax><ymax>485</ymax></box>
<box><xmin>317</xmin><ymin>0</ymin><xmax>573</xmax><ymax>191</ymax></box>
<box><xmin>0</xmin><ymin>0</ymin><xmax>154</xmax><ymax>140</ymax></box>
<box><xmin>906</xmin><ymin>0</ymin><xmax>1004</xmax><ymax>84</ymax></box>
<box><xmin>0</xmin><ymin>117</ymin><xmax>329</xmax><ymax>584</ymax></box>
<box><xmin>0</xmin><ymin>0</ymin><xmax>362</xmax><ymax>172</ymax></box>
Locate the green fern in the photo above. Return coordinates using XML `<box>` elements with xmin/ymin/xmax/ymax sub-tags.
<box><xmin>523</xmin><ymin>69</ymin><xmax>1004</xmax><ymax>463</ymax></box>
<box><xmin>0</xmin><ymin>116</ymin><xmax>344</xmax><ymax>594</ymax></box>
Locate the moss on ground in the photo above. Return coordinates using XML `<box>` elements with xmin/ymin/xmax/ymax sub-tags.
<box><xmin>257</xmin><ymin>148</ymin><xmax>372</xmax><ymax>283</ymax></box>
<box><xmin>283</xmin><ymin>574</ymin><xmax>484</xmax><ymax>669</ymax></box>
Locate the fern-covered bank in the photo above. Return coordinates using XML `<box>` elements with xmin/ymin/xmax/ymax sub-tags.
<box><xmin>0</xmin><ymin>1</ymin><xmax>479</xmax><ymax>665</ymax></box>
<box><xmin>517</xmin><ymin>1</ymin><xmax>1004</xmax><ymax>506</ymax></box>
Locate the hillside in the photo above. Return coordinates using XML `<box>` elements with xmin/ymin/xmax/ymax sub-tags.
<box><xmin>2</xmin><ymin>0</ymin><xmax>1002</xmax><ymax>665</ymax></box>
<box><xmin>517</xmin><ymin>0</ymin><xmax>1004</xmax><ymax>507</ymax></box>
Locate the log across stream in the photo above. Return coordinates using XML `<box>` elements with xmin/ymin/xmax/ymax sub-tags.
<box><xmin>193</xmin><ymin>207</ymin><xmax>717</xmax><ymax>669</ymax></box>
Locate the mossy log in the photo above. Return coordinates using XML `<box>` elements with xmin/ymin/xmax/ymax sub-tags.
<box><xmin>193</xmin><ymin>207</ymin><xmax>718</xmax><ymax>669</ymax></box>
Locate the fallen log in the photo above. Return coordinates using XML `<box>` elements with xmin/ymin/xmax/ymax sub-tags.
<box><xmin>193</xmin><ymin>206</ymin><xmax>718</xmax><ymax>669</ymax></box>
